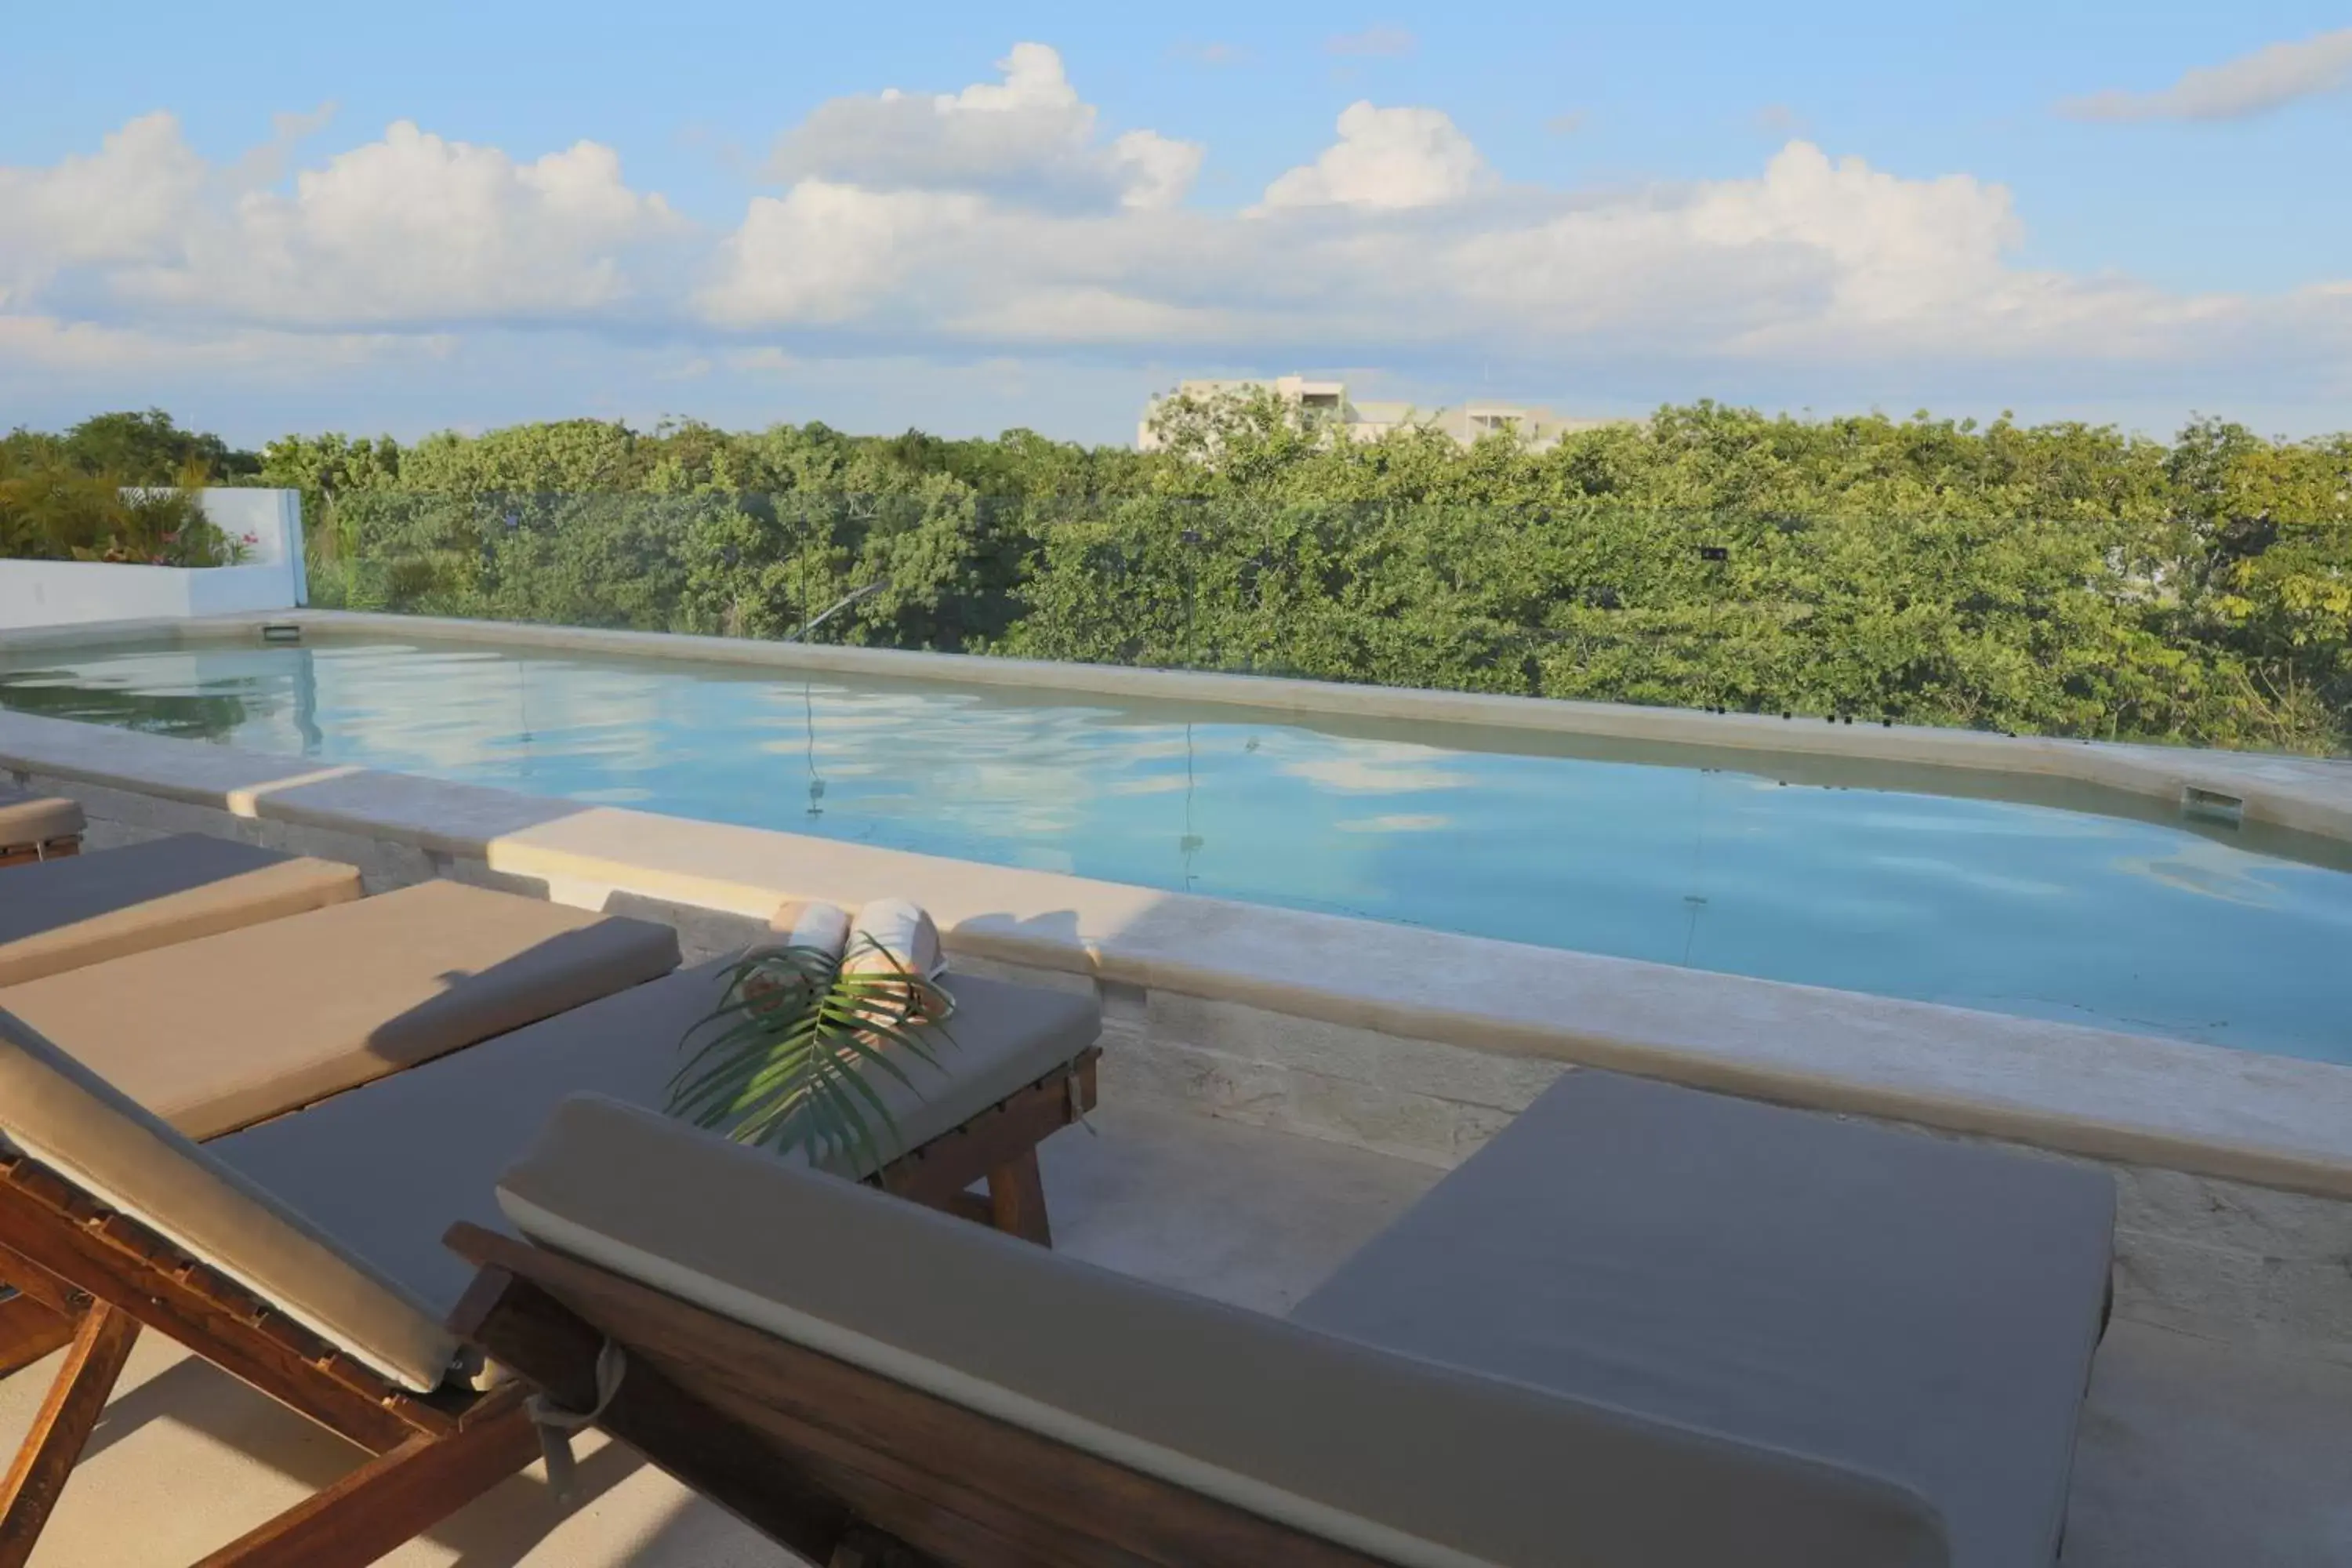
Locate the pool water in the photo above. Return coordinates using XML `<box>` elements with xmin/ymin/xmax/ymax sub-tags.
<box><xmin>6</xmin><ymin>638</ymin><xmax>2350</xmax><ymax>1063</ymax></box>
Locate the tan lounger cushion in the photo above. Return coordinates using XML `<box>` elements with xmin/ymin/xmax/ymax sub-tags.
<box><xmin>0</xmin><ymin>1007</ymin><xmax>461</xmax><ymax>1392</ymax></box>
<box><xmin>0</xmin><ymin>834</ymin><xmax>362</xmax><ymax>986</ymax></box>
<box><xmin>494</xmin><ymin>1095</ymin><xmax>1946</xmax><ymax>1568</ymax></box>
<box><xmin>1291</xmin><ymin>1072</ymin><xmax>2114</xmax><ymax>1568</ymax></box>
<box><xmin>0</xmin><ymin>879</ymin><xmax>680</xmax><ymax>1140</ymax></box>
<box><xmin>216</xmin><ymin>963</ymin><xmax>1101</xmax><ymax>1317</ymax></box>
<box><xmin>0</xmin><ymin>789</ymin><xmax>84</xmax><ymax>846</ymax></box>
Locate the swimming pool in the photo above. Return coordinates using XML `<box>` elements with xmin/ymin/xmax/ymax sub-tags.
<box><xmin>6</xmin><ymin>637</ymin><xmax>2350</xmax><ymax>1063</ymax></box>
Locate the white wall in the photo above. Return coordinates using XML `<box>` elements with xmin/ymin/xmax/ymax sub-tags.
<box><xmin>0</xmin><ymin>488</ymin><xmax>305</xmax><ymax>630</ymax></box>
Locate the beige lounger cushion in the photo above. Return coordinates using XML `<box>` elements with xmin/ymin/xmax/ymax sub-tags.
<box><xmin>492</xmin><ymin>1095</ymin><xmax>1945</xmax><ymax>1568</ymax></box>
<box><xmin>216</xmin><ymin>962</ymin><xmax>1101</xmax><ymax>1317</ymax></box>
<box><xmin>0</xmin><ymin>789</ymin><xmax>84</xmax><ymax>846</ymax></box>
<box><xmin>0</xmin><ymin>879</ymin><xmax>681</xmax><ymax>1140</ymax></box>
<box><xmin>0</xmin><ymin>1007</ymin><xmax>461</xmax><ymax>1393</ymax></box>
<box><xmin>1291</xmin><ymin>1072</ymin><xmax>2114</xmax><ymax>1568</ymax></box>
<box><xmin>0</xmin><ymin>834</ymin><xmax>362</xmax><ymax>986</ymax></box>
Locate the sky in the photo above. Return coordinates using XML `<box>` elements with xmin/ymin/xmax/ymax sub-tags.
<box><xmin>3</xmin><ymin>4</ymin><xmax>2350</xmax><ymax>448</ymax></box>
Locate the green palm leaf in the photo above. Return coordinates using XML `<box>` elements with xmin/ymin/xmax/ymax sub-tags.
<box><xmin>666</xmin><ymin>937</ymin><xmax>956</xmax><ymax>1174</ymax></box>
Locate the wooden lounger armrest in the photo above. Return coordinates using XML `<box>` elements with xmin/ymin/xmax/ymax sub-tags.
<box><xmin>441</xmin><ymin>1221</ymin><xmax>1386</xmax><ymax>1568</ymax></box>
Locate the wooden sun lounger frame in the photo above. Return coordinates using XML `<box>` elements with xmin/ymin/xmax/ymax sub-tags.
<box><xmin>0</xmin><ymin>1146</ymin><xmax>537</xmax><ymax>1568</ymax></box>
<box><xmin>0</xmin><ymin>833</ymin><xmax>79</xmax><ymax>870</ymax></box>
<box><xmin>445</xmin><ymin>1209</ymin><xmax>1386</xmax><ymax>1568</ymax></box>
<box><xmin>0</xmin><ymin>1045</ymin><xmax>1100</xmax><ymax>1566</ymax></box>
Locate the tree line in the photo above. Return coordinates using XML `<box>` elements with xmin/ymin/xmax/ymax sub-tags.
<box><xmin>7</xmin><ymin>397</ymin><xmax>2348</xmax><ymax>753</ymax></box>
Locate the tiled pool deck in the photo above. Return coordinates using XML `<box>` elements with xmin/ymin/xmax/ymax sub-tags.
<box><xmin>3</xmin><ymin>1100</ymin><xmax>2348</xmax><ymax>1567</ymax></box>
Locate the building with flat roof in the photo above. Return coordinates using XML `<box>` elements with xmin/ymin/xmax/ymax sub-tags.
<box><xmin>1137</xmin><ymin>376</ymin><xmax>1618</xmax><ymax>452</ymax></box>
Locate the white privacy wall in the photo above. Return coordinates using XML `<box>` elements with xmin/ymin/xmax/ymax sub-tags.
<box><xmin>0</xmin><ymin>488</ymin><xmax>306</xmax><ymax>630</ymax></box>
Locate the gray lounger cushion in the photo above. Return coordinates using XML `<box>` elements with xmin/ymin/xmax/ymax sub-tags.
<box><xmin>216</xmin><ymin>962</ymin><xmax>1101</xmax><ymax>1319</ymax></box>
<box><xmin>0</xmin><ymin>1007</ymin><xmax>461</xmax><ymax>1393</ymax></box>
<box><xmin>0</xmin><ymin>789</ymin><xmax>84</xmax><ymax>847</ymax></box>
<box><xmin>0</xmin><ymin>879</ymin><xmax>681</xmax><ymax>1139</ymax></box>
<box><xmin>489</xmin><ymin>1093</ymin><xmax>1947</xmax><ymax>1568</ymax></box>
<box><xmin>1290</xmin><ymin>1070</ymin><xmax>2115</xmax><ymax>1568</ymax></box>
<box><xmin>0</xmin><ymin>833</ymin><xmax>362</xmax><ymax>986</ymax></box>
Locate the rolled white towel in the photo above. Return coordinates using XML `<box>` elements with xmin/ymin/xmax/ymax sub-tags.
<box><xmin>767</xmin><ymin>898</ymin><xmax>851</xmax><ymax>960</ymax></box>
<box><xmin>846</xmin><ymin>897</ymin><xmax>946</xmax><ymax>980</ymax></box>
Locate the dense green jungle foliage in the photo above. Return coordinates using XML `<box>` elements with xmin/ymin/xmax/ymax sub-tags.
<box><xmin>13</xmin><ymin>397</ymin><xmax>2348</xmax><ymax>751</ymax></box>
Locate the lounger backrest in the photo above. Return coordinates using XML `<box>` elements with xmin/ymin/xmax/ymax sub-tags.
<box><xmin>497</xmin><ymin>1094</ymin><xmax>1951</xmax><ymax>1568</ymax></box>
<box><xmin>0</xmin><ymin>1007</ymin><xmax>463</xmax><ymax>1392</ymax></box>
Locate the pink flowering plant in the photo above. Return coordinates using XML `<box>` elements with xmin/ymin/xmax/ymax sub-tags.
<box><xmin>0</xmin><ymin>456</ymin><xmax>244</xmax><ymax>566</ymax></box>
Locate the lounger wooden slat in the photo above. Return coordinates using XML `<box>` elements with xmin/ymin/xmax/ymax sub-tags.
<box><xmin>0</xmin><ymin>1150</ymin><xmax>449</xmax><ymax>1454</ymax></box>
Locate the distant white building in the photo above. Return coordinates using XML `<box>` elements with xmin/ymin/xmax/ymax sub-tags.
<box><xmin>1137</xmin><ymin>376</ymin><xmax>1618</xmax><ymax>452</ymax></box>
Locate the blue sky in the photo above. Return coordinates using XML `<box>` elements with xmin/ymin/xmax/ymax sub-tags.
<box><xmin>4</xmin><ymin>5</ymin><xmax>2349</xmax><ymax>445</ymax></box>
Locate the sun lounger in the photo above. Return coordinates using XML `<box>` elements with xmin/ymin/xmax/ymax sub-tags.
<box><xmin>0</xmin><ymin>833</ymin><xmax>363</xmax><ymax>986</ymax></box>
<box><xmin>0</xmin><ymin>790</ymin><xmax>83</xmax><ymax>866</ymax></box>
<box><xmin>0</xmin><ymin>1009</ymin><xmax>539</xmax><ymax>1567</ymax></box>
<box><xmin>0</xmin><ymin>958</ymin><xmax>1100</xmax><ymax>1564</ymax></box>
<box><xmin>0</xmin><ymin>875</ymin><xmax>677</xmax><ymax>1381</ymax></box>
<box><xmin>212</xmin><ymin>960</ymin><xmax>1102</xmax><ymax>1317</ymax></box>
<box><xmin>0</xmin><ymin>877</ymin><xmax>681</xmax><ymax>1142</ymax></box>
<box><xmin>447</xmin><ymin>1073</ymin><xmax>2115</xmax><ymax>1568</ymax></box>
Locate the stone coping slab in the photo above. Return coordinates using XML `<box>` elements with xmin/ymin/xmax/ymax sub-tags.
<box><xmin>9</xmin><ymin>608</ymin><xmax>2348</xmax><ymax>852</ymax></box>
<box><xmin>5</xmin><ymin>704</ymin><xmax>2351</xmax><ymax>1203</ymax></box>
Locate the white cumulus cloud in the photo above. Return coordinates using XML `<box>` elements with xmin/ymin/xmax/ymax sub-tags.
<box><xmin>0</xmin><ymin>113</ymin><xmax>205</xmax><ymax>305</ymax></box>
<box><xmin>2060</xmin><ymin>28</ymin><xmax>2352</xmax><ymax>122</ymax></box>
<box><xmin>768</xmin><ymin>42</ymin><xmax>1201</xmax><ymax>211</ymax></box>
<box><xmin>1258</xmin><ymin>102</ymin><xmax>1493</xmax><ymax>211</ymax></box>
<box><xmin>4</xmin><ymin>42</ymin><xmax>2350</xmax><ymax>426</ymax></box>
<box><xmin>130</xmin><ymin>122</ymin><xmax>684</xmax><ymax>325</ymax></box>
<box><xmin>0</xmin><ymin>114</ymin><xmax>681</xmax><ymax>330</ymax></box>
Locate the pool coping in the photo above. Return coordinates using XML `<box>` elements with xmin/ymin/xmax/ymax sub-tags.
<box><xmin>5</xmin><ymin>689</ymin><xmax>2352</xmax><ymax>1203</ymax></box>
<box><xmin>10</xmin><ymin>607</ymin><xmax>2350</xmax><ymax>852</ymax></box>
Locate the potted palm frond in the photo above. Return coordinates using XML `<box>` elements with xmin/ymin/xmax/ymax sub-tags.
<box><xmin>666</xmin><ymin>934</ymin><xmax>956</xmax><ymax>1171</ymax></box>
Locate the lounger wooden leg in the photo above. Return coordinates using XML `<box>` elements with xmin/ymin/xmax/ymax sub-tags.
<box><xmin>0</xmin><ymin>1302</ymin><xmax>140</xmax><ymax>1568</ymax></box>
<box><xmin>984</xmin><ymin>1150</ymin><xmax>1052</xmax><ymax>1248</ymax></box>
<box><xmin>195</xmin><ymin>1386</ymin><xmax>541</xmax><ymax>1568</ymax></box>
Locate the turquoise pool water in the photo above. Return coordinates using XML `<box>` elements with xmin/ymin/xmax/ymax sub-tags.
<box><xmin>6</xmin><ymin>638</ymin><xmax>2350</xmax><ymax>1063</ymax></box>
